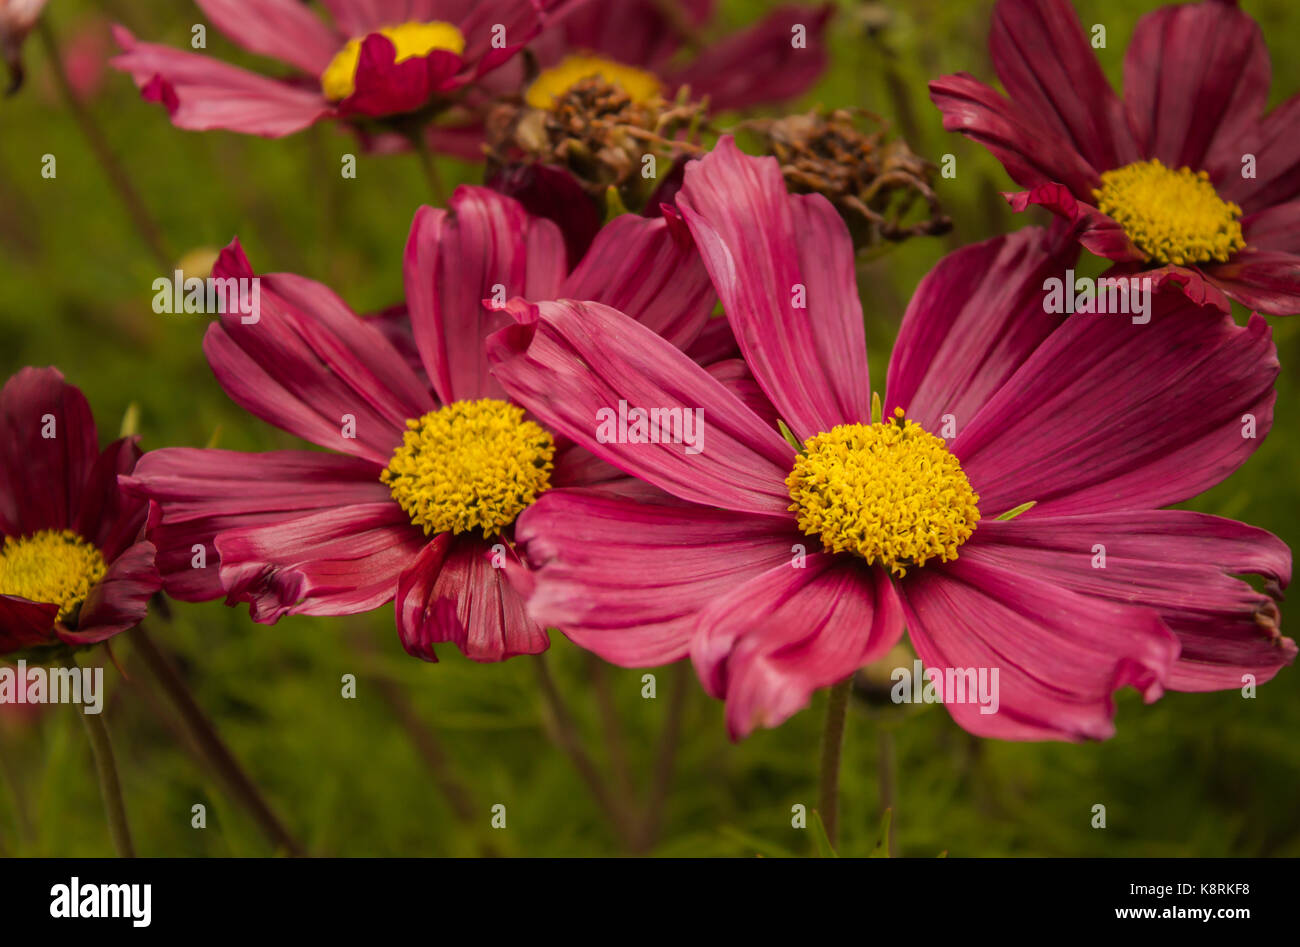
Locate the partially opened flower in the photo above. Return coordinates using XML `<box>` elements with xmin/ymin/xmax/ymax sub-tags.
<box><xmin>931</xmin><ymin>0</ymin><xmax>1300</xmax><ymax>315</ymax></box>
<box><xmin>111</xmin><ymin>0</ymin><xmax>570</xmax><ymax>138</ymax></box>
<box><xmin>524</xmin><ymin>0</ymin><xmax>832</xmax><ymax>114</ymax></box>
<box><xmin>1</xmin><ymin>368</ymin><xmax>160</xmax><ymax>655</ymax></box>
<box><xmin>124</xmin><ymin>186</ymin><xmax>722</xmax><ymax>662</ymax></box>
<box><xmin>488</xmin><ymin>136</ymin><xmax>1294</xmax><ymax>739</ymax></box>
<box><xmin>0</xmin><ymin>0</ymin><xmax>47</xmax><ymax>93</ymax></box>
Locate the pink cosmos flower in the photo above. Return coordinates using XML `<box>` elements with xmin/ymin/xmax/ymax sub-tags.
<box><xmin>123</xmin><ymin>186</ymin><xmax>730</xmax><ymax>662</ymax></box>
<box><xmin>931</xmin><ymin>0</ymin><xmax>1300</xmax><ymax>315</ymax></box>
<box><xmin>523</xmin><ymin>0</ymin><xmax>833</xmax><ymax>113</ymax></box>
<box><xmin>0</xmin><ymin>0</ymin><xmax>48</xmax><ymax>93</ymax></box>
<box><xmin>487</xmin><ymin>136</ymin><xmax>1295</xmax><ymax>739</ymax></box>
<box><xmin>110</xmin><ymin>0</ymin><xmax>572</xmax><ymax>138</ymax></box>
<box><xmin>0</xmin><ymin>368</ymin><xmax>160</xmax><ymax>654</ymax></box>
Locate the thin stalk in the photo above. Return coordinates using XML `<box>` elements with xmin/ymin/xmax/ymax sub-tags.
<box><xmin>878</xmin><ymin>725</ymin><xmax>897</xmax><ymax>857</ymax></box>
<box><xmin>38</xmin><ymin>18</ymin><xmax>172</xmax><ymax>269</ymax></box>
<box><xmin>817</xmin><ymin>676</ymin><xmax>853</xmax><ymax>850</ymax></box>
<box><xmin>409</xmin><ymin>130</ymin><xmax>448</xmax><ymax>205</ymax></box>
<box><xmin>531</xmin><ymin>652</ymin><xmax>635</xmax><ymax>847</ymax></box>
<box><xmin>586</xmin><ymin>652</ymin><xmax>635</xmax><ymax>802</ymax></box>
<box><xmin>71</xmin><ymin>654</ymin><xmax>135</xmax><ymax>857</ymax></box>
<box><xmin>127</xmin><ymin>625</ymin><xmax>306</xmax><ymax>857</ymax></box>
<box><xmin>635</xmin><ymin>659</ymin><xmax>690</xmax><ymax>852</ymax></box>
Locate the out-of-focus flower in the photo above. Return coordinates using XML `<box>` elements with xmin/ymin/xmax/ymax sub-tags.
<box><xmin>0</xmin><ymin>368</ymin><xmax>160</xmax><ymax>655</ymax></box>
<box><xmin>527</xmin><ymin>0</ymin><xmax>833</xmax><ymax>114</ymax></box>
<box><xmin>123</xmin><ymin>187</ymin><xmax>739</xmax><ymax>663</ymax></box>
<box><xmin>932</xmin><ymin>0</ymin><xmax>1300</xmax><ymax>315</ymax></box>
<box><xmin>488</xmin><ymin>137</ymin><xmax>1294</xmax><ymax>739</ymax></box>
<box><xmin>739</xmin><ymin>107</ymin><xmax>951</xmax><ymax>248</ymax></box>
<box><xmin>110</xmin><ymin>0</ymin><xmax>574</xmax><ymax>139</ymax></box>
<box><xmin>0</xmin><ymin>0</ymin><xmax>48</xmax><ymax>94</ymax></box>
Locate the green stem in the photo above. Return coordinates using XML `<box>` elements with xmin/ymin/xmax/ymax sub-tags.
<box><xmin>878</xmin><ymin>725</ymin><xmax>897</xmax><ymax>857</ymax></box>
<box><xmin>38</xmin><ymin>18</ymin><xmax>172</xmax><ymax>270</ymax></box>
<box><xmin>818</xmin><ymin>677</ymin><xmax>853</xmax><ymax>850</ymax></box>
<box><xmin>531</xmin><ymin>653</ymin><xmax>635</xmax><ymax>848</ymax></box>
<box><xmin>71</xmin><ymin>656</ymin><xmax>135</xmax><ymax>858</ymax></box>
<box><xmin>127</xmin><ymin>625</ymin><xmax>306</xmax><ymax>857</ymax></box>
<box><xmin>409</xmin><ymin>130</ymin><xmax>448</xmax><ymax>206</ymax></box>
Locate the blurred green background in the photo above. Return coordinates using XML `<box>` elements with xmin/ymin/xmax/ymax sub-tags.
<box><xmin>1</xmin><ymin>0</ymin><xmax>1298</xmax><ymax>857</ymax></box>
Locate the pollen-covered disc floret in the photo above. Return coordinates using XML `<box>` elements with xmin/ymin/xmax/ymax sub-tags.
<box><xmin>320</xmin><ymin>21</ymin><xmax>466</xmax><ymax>101</ymax></box>
<box><xmin>1093</xmin><ymin>159</ymin><xmax>1246</xmax><ymax>266</ymax></box>
<box><xmin>786</xmin><ymin>409</ymin><xmax>980</xmax><ymax>576</ymax></box>
<box><xmin>0</xmin><ymin>530</ymin><xmax>107</xmax><ymax>622</ymax></box>
<box><xmin>381</xmin><ymin>399</ymin><xmax>556</xmax><ymax>538</ymax></box>
<box><xmin>525</xmin><ymin>54</ymin><xmax>661</xmax><ymax>108</ymax></box>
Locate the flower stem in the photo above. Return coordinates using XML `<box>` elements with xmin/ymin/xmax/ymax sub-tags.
<box><xmin>878</xmin><ymin>725</ymin><xmax>898</xmax><ymax>857</ymax></box>
<box><xmin>37</xmin><ymin>18</ymin><xmax>172</xmax><ymax>270</ymax></box>
<box><xmin>818</xmin><ymin>676</ymin><xmax>853</xmax><ymax>850</ymax></box>
<box><xmin>127</xmin><ymin>625</ymin><xmax>306</xmax><ymax>857</ymax></box>
<box><xmin>409</xmin><ymin>130</ymin><xmax>448</xmax><ymax>206</ymax></box>
<box><xmin>531</xmin><ymin>652</ymin><xmax>636</xmax><ymax>847</ymax></box>
<box><xmin>635</xmin><ymin>659</ymin><xmax>690</xmax><ymax>852</ymax></box>
<box><xmin>71</xmin><ymin>655</ymin><xmax>135</xmax><ymax>858</ymax></box>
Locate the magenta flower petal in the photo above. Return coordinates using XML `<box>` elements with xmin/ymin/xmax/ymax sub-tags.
<box><xmin>110</xmin><ymin>27</ymin><xmax>332</xmax><ymax>137</ymax></box>
<box><xmin>1123</xmin><ymin>0</ymin><xmax>1269</xmax><ymax>173</ymax></box>
<box><xmin>559</xmin><ymin>212</ymin><xmax>716</xmax><ymax>351</ymax></box>
<box><xmin>1243</xmin><ymin>199</ymin><xmax>1300</xmax><ymax>254</ymax></box>
<box><xmin>929</xmin><ymin>73</ymin><xmax>1099</xmax><ymax>196</ymax></box>
<box><xmin>0</xmin><ymin>366</ymin><xmax>98</xmax><ymax>535</ymax></box>
<box><xmin>953</xmin><ymin>301</ymin><xmax>1276</xmax><ymax>517</ymax></box>
<box><xmin>205</xmin><ymin>240</ymin><xmax>431</xmax><ymax>465</ymax></box>
<box><xmin>1004</xmin><ymin>184</ymin><xmax>1146</xmax><ymax>262</ymax></box>
<box><xmin>516</xmin><ymin>489</ymin><xmax>802</xmax><ymax>667</ymax></box>
<box><xmin>989</xmin><ymin>0</ymin><xmax>1136</xmax><ymax>171</ymax></box>
<box><xmin>404</xmin><ymin>188</ymin><xmax>565</xmax><ymax>403</ymax></box>
<box><xmin>898</xmin><ymin>555</ymin><xmax>1179</xmax><ymax>741</ymax></box>
<box><xmin>682</xmin><ymin>317</ymin><xmax>741</xmax><ymax>365</ymax></box>
<box><xmin>1204</xmin><ymin>250</ymin><xmax>1300</xmax><ymax>314</ymax></box>
<box><xmin>194</xmin><ymin>0</ymin><xmax>340</xmax><ymax>75</ymax></box>
<box><xmin>677</xmin><ymin>136</ymin><xmax>870</xmax><ymax>441</ymax></box>
<box><xmin>665</xmin><ymin>4</ymin><xmax>832</xmax><ymax>112</ymax></box>
<box><xmin>122</xmin><ymin>447</ymin><xmax>389</xmax><ymax>603</ymax></box>
<box><xmin>968</xmin><ymin>513</ymin><xmax>1295</xmax><ymax>692</ymax></box>
<box><xmin>885</xmin><ymin>226</ymin><xmax>1078</xmax><ymax>433</ymax></box>
<box><xmin>691</xmin><ymin>556</ymin><xmax>902</xmax><ymax>739</ymax></box>
<box><xmin>547</xmin><ymin>0</ymin><xmax>711</xmax><ymax>70</ymax></box>
<box><xmin>488</xmin><ymin>298</ymin><xmax>795</xmax><ymax>515</ymax></box>
<box><xmin>338</xmin><ymin>34</ymin><xmax>462</xmax><ymax>117</ymax></box>
<box><xmin>77</xmin><ymin>435</ymin><xmax>145</xmax><ymax>561</ymax></box>
<box><xmin>397</xmin><ymin>533</ymin><xmax>548</xmax><ymax>663</ymax></box>
<box><xmin>0</xmin><ymin>595</ymin><xmax>58</xmax><ymax>651</ymax></box>
<box><xmin>1219</xmin><ymin>94</ymin><xmax>1300</xmax><ymax>213</ymax></box>
<box><xmin>61</xmin><ymin>541</ymin><xmax>161</xmax><ymax>646</ymax></box>
<box><xmin>215</xmin><ymin>502</ymin><xmax>425</xmax><ymax>623</ymax></box>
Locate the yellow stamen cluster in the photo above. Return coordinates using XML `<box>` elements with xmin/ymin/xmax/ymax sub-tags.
<box><xmin>0</xmin><ymin>530</ymin><xmax>106</xmax><ymax>622</ymax></box>
<box><xmin>382</xmin><ymin>399</ymin><xmax>556</xmax><ymax>538</ymax></box>
<box><xmin>320</xmin><ymin>21</ymin><xmax>466</xmax><ymax>101</ymax></box>
<box><xmin>525</xmin><ymin>54</ymin><xmax>661</xmax><ymax>109</ymax></box>
<box><xmin>1093</xmin><ymin>159</ymin><xmax>1246</xmax><ymax>266</ymax></box>
<box><xmin>786</xmin><ymin>409</ymin><xmax>980</xmax><ymax>576</ymax></box>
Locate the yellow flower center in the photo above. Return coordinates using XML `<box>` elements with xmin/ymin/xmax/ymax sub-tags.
<box><xmin>381</xmin><ymin>399</ymin><xmax>556</xmax><ymax>538</ymax></box>
<box><xmin>1093</xmin><ymin>159</ymin><xmax>1246</xmax><ymax>266</ymax></box>
<box><xmin>320</xmin><ymin>21</ymin><xmax>466</xmax><ymax>101</ymax></box>
<box><xmin>0</xmin><ymin>530</ymin><xmax>107</xmax><ymax>623</ymax></box>
<box><xmin>786</xmin><ymin>409</ymin><xmax>980</xmax><ymax>576</ymax></box>
<box><xmin>525</xmin><ymin>54</ymin><xmax>661</xmax><ymax>108</ymax></box>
